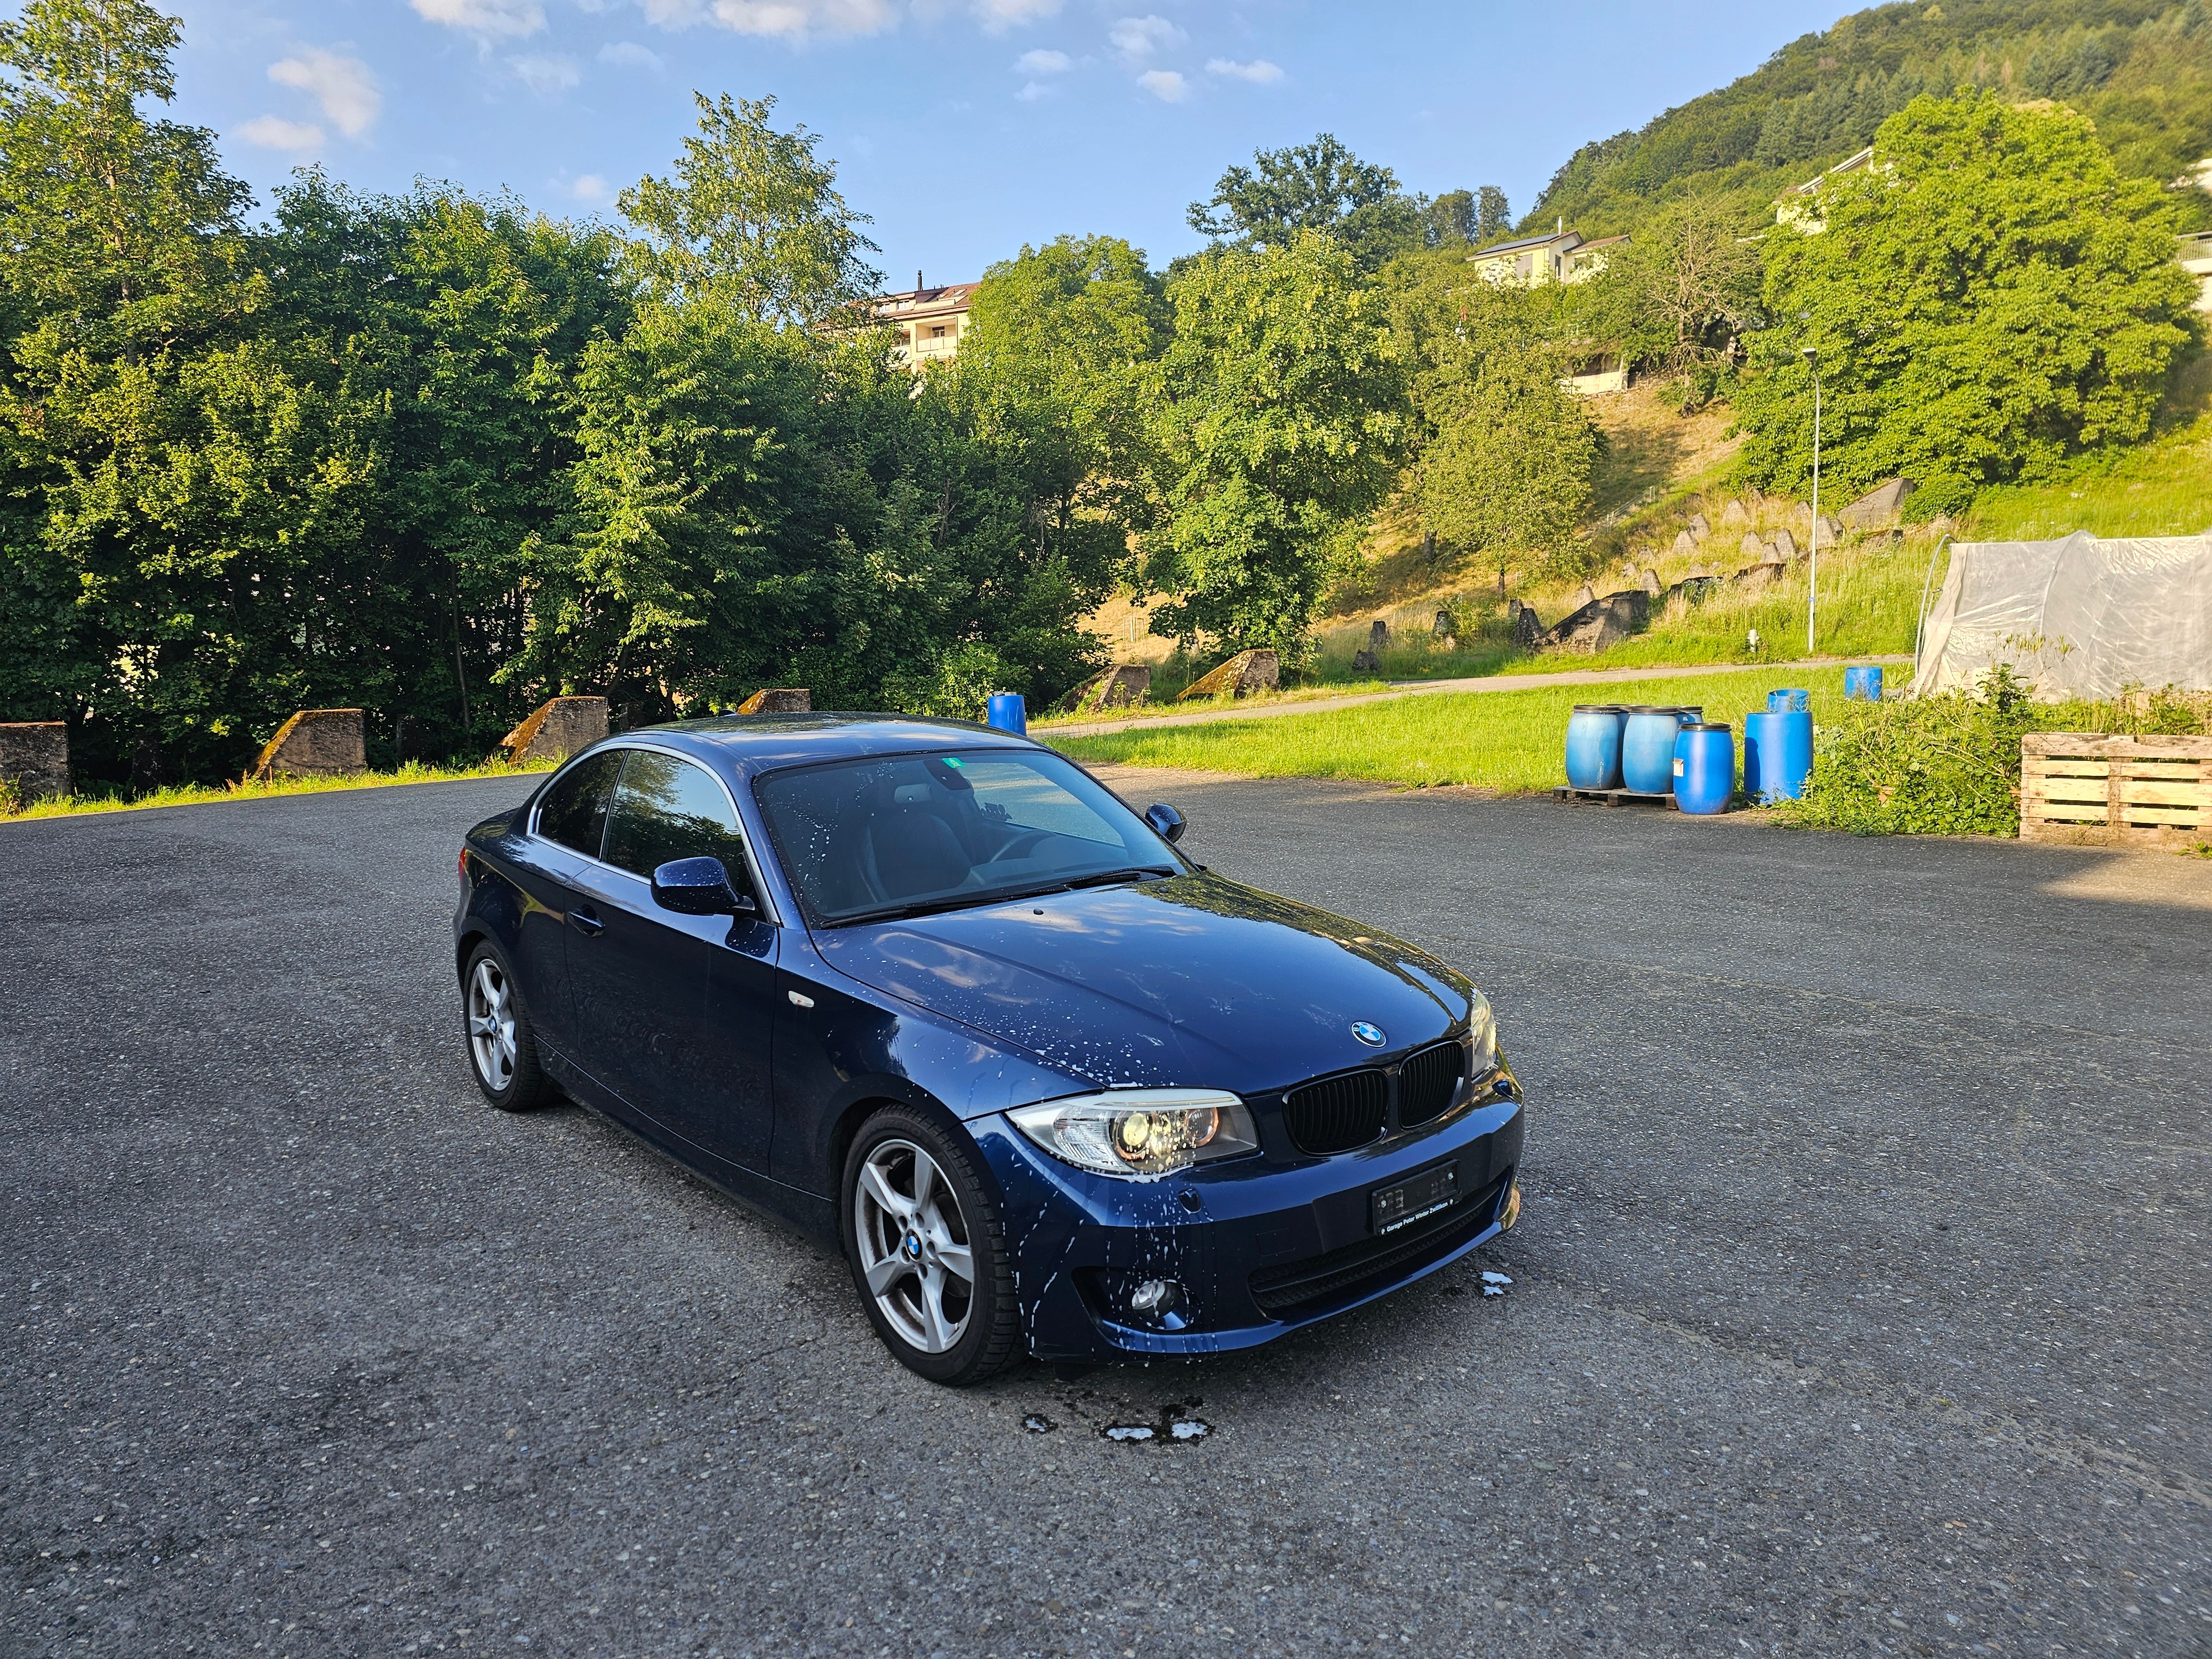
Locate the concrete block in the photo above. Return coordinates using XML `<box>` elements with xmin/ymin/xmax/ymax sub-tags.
<box><xmin>1178</xmin><ymin>649</ymin><xmax>1280</xmax><ymax>701</ymax></box>
<box><xmin>252</xmin><ymin>709</ymin><xmax>364</xmax><ymax>781</ymax></box>
<box><xmin>1840</xmin><ymin>478</ymin><xmax>1914</xmax><ymax>529</ymax></box>
<box><xmin>736</xmin><ymin>688</ymin><xmax>811</xmax><ymax>714</ymax></box>
<box><xmin>498</xmin><ymin>696</ymin><xmax>608</xmax><ymax>766</ymax></box>
<box><xmin>1084</xmin><ymin>665</ymin><xmax>1151</xmax><ymax>712</ymax></box>
<box><xmin>0</xmin><ymin>722</ymin><xmax>70</xmax><ymax>802</ymax></box>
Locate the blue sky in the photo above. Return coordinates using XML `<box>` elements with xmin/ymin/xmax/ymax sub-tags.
<box><xmin>157</xmin><ymin>0</ymin><xmax>1848</xmax><ymax>282</ymax></box>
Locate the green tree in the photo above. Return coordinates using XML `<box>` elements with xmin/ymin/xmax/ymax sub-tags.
<box><xmin>958</xmin><ymin>233</ymin><xmax>1167</xmax><ymax>569</ymax></box>
<box><xmin>1140</xmin><ymin>233</ymin><xmax>1406</xmax><ymax>661</ymax></box>
<box><xmin>1475</xmin><ymin>185</ymin><xmax>1511</xmax><ymax>244</ymax></box>
<box><xmin>619</xmin><ymin>92</ymin><xmax>881</xmax><ymax>325</ymax></box>
<box><xmin>1391</xmin><ymin>262</ymin><xmax>1601</xmax><ymax>589</ymax></box>
<box><xmin>0</xmin><ymin>0</ymin><xmax>282</xmax><ymax>782</ymax></box>
<box><xmin>1582</xmin><ymin>194</ymin><xmax>1759</xmax><ymax>392</ymax></box>
<box><xmin>1186</xmin><ymin>134</ymin><xmax>1422</xmax><ymax>273</ymax></box>
<box><xmin>260</xmin><ymin>175</ymin><xmax>632</xmax><ymax>760</ymax></box>
<box><xmin>1734</xmin><ymin>91</ymin><xmax>2200</xmax><ymax>515</ymax></box>
<box><xmin>1424</xmin><ymin>189</ymin><xmax>1475</xmax><ymax>248</ymax></box>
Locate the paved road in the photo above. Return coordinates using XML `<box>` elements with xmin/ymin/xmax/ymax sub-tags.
<box><xmin>3</xmin><ymin>773</ymin><xmax>2208</xmax><ymax>1659</ymax></box>
<box><xmin>1042</xmin><ymin>654</ymin><xmax>1914</xmax><ymax>739</ymax></box>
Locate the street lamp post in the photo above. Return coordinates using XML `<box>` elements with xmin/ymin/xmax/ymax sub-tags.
<box><xmin>1802</xmin><ymin>344</ymin><xmax>1822</xmax><ymax>656</ymax></box>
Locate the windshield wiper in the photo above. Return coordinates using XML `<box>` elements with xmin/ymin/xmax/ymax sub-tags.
<box><xmin>826</xmin><ymin>879</ymin><xmax>1078</xmax><ymax>928</ymax></box>
<box><xmin>1061</xmin><ymin>866</ymin><xmax>1178</xmax><ymax>890</ymax></box>
<box><xmin>824</xmin><ymin>868</ymin><xmax>1176</xmax><ymax>928</ymax></box>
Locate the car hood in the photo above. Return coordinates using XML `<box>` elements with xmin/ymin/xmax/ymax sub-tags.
<box><xmin>808</xmin><ymin>871</ymin><xmax>1474</xmax><ymax>1095</ymax></box>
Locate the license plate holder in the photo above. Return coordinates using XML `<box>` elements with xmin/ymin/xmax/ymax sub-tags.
<box><xmin>1371</xmin><ymin>1161</ymin><xmax>1458</xmax><ymax>1235</ymax></box>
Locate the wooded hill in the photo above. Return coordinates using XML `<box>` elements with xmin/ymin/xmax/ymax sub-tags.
<box><xmin>1528</xmin><ymin>0</ymin><xmax>2212</xmax><ymax>234</ymax></box>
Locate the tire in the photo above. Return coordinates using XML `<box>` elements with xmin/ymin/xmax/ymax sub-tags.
<box><xmin>461</xmin><ymin>940</ymin><xmax>554</xmax><ymax>1112</ymax></box>
<box><xmin>842</xmin><ymin>1106</ymin><xmax>1023</xmax><ymax>1386</ymax></box>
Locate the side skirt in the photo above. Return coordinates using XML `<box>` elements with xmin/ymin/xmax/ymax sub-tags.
<box><xmin>539</xmin><ymin>1045</ymin><xmax>839</xmax><ymax>1243</ymax></box>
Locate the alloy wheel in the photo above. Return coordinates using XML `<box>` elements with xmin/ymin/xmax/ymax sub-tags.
<box><xmin>853</xmin><ymin>1139</ymin><xmax>975</xmax><ymax>1354</ymax></box>
<box><xmin>467</xmin><ymin>957</ymin><xmax>518</xmax><ymax>1092</ymax></box>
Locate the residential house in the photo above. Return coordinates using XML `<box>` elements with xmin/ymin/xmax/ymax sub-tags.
<box><xmin>870</xmin><ymin>275</ymin><xmax>980</xmax><ymax>368</ymax></box>
<box><xmin>1773</xmin><ymin>145</ymin><xmax>1877</xmax><ymax>233</ymax></box>
<box><xmin>1465</xmin><ymin>224</ymin><xmax>1626</xmax><ymax>289</ymax></box>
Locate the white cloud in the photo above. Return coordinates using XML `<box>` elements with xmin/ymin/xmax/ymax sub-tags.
<box><xmin>238</xmin><ymin>115</ymin><xmax>325</xmax><ymax>150</ymax></box>
<box><xmin>267</xmin><ymin>49</ymin><xmax>380</xmax><ymax>137</ymax></box>
<box><xmin>410</xmin><ymin>0</ymin><xmax>546</xmax><ymax>39</ymax></box>
<box><xmin>1015</xmin><ymin>79</ymin><xmax>1053</xmax><ymax>101</ymax></box>
<box><xmin>1136</xmin><ymin>67</ymin><xmax>1186</xmax><ymax>101</ymax></box>
<box><xmin>669</xmin><ymin>0</ymin><xmax>898</xmax><ymax>40</ymax></box>
<box><xmin>1206</xmin><ymin>56</ymin><xmax>1280</xmax><ymax>84</ymax></box>
<box><xmin>570</xmin><ymin>174</ymin><xmax>614</xmax><ymax>204</ymax></box>
<box><xmin>510</xmin><ymin>53</ymin><xmax>581</xmax><ymax>93</ymax></box>
<box><xmin>1014</xmin><ymin>48</ymin><xmax>1068</xmax><ymax>72</ymax></box>
<box><xmin>597</xmin><ymin>39</ymin><xmax>665</xmax><ymax>70</ymax></box>
<box><xmin>1109</xmin><ymin>14</ymin><xmax>1182</xmax><ymax>58</ymax></box>
<box><xmin>972</xmin><ymin>0</ymin><xmax>1057</xmax><ymax>30</ymax></box>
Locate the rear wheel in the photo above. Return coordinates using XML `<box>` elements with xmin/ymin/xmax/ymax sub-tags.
<box><xmin>842</xmin><ymin>1107</ymin><xmax>1022</xmax><ymax>1385</ymax></box>
<box><xmin>462</xmin><ymin>941</ymin><xmax>552</xmax><ymax>1112</ymax></box>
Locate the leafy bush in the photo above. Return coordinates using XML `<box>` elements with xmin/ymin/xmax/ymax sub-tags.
<box><xmin>1781</xmin><ymin>669</ymin><xmax>2212</xmax><ymax>837</ymax></box>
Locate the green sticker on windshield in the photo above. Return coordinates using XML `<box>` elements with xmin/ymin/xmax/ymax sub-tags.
<box><xmin>943</xmin><ymin>755</ymin><xmax>964</xmax><ymax>767</ymax></box>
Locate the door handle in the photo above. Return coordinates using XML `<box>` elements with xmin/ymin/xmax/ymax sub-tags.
<box><xmin>568</xmin><ymin>904</ymin><xmax>604</xmax><ymax>937</ymax></box>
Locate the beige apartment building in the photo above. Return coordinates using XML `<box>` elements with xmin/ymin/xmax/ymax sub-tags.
<box><xmin>870</xmin><ymin>275</ymin><xmax>979</xmax><ymax>368</ymax></box>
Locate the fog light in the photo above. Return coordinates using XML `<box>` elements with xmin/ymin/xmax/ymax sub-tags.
<box><xmin>1130</xmin><ymin>1278</ymin><xmax>1181</xmax><ymax>1316</ymax></box>
<box><xmin>1499</xmin><ymin>1182</ymin><xmax>1522</xmax><ymax>1233</ymax></box>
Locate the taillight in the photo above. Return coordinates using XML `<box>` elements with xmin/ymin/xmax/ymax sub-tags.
<box><xmin>458</xmin><ymin>847</ymin><xmax>471</xmax><ymax>883</ymax></box>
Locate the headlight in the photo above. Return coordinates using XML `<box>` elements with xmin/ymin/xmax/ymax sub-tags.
<box><xmin>1007</xmin><ymin>1088</ymin><xmax>1259</xmax><ymax>1180</ymax></box>
<box><xmin>1465</xmin><ymin>994</ymin><xmax>1498</xmax><ymax>1078</ymax></box>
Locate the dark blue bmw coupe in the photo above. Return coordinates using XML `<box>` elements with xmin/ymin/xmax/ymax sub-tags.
<box><xmin>453</xmin><ymin>715</ymin><xmax>1525</xmax><ymax>1383</ymax></box>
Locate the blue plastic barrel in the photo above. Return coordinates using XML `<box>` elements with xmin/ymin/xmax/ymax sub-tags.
<box><xmin>1767</xmin><ymin>687</ymin><xmax>1809</xmax><ymax>713</ymax></box>
<box><xmin>1673</xmin><ymin>723</ymin><xmax>1734</xmax><ymax>815</ymax></box>
<box><xmin>1844</xmin><ymin>665</ymin><xmax>1884</xmax><ymax>701</ymax></box>
<box><xmin>1564</xmin><ymin>705</ymin><xmax>1627</xmax><ymax>790</ymax></box>
<box><xmin>1742</xmin><ymin>710</ymin><xmax>1771</xmax><ymax>801</ymax></box>
<box><xmin>1620</xmin><ymin>707</ymin><xmax>1687</xmax><ymax>795</ymax></box>
<box><xmin>985</xmin><ymin>693</ymin><xmax>1028</xmax><ymax>735</ymax></box>
<box><xmin>1771</xmin><ymin>709</ymin><xmax>1814</xmax><ymax>799</ymax></box>
<box><xmin>1746</xmin><ymin>709</ymin><xmax>1813</xmax><ymax>800</ymax></box>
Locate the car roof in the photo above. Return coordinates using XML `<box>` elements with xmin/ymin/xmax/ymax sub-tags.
<box><xmin>609</xmin><ymin>712</ymin><xmax>1046</xmax><ymax>778</ymax></box>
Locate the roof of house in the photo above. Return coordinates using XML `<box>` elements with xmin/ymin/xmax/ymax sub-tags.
<box><xmin>1776</xmin><ymin>146</ymin><xmax>1876</xmax><ymax>202</ymax></box>
<box><xmin>1467</xmin><ymin>229</ymin><xmax>1582</xmax><ymax>262</ymax></box>
<box><xmin>870</xmin><ymin>281</ymin><xmax>980</xmax><ymax>323</ymax></box>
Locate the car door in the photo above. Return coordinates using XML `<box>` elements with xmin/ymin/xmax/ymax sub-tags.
<box><xmin>564</xmin><ymin>747</ymin><xmax>780</xmax><ymax>1171</ymax></box>
<box><xmin>504</xmin><ymin>748</ymin><xmax>624</xmax><ymax>1053</ymax></box>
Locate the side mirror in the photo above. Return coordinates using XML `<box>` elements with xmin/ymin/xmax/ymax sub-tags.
<box><xmin>1145</xmin><ymin>803</ymin><xmax>1186</xmax><ymax>844</ymax></box>
<box><xmin>651</xmin><ymin>856</ymin><xmax>755</xmax><ymax>917</ymax></box>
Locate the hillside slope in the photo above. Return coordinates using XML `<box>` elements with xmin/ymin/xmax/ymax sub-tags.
<box><xmin>1528</xmin><ymin>0</ymin><xmax>2212</xmax><ymax>236</ymax></box>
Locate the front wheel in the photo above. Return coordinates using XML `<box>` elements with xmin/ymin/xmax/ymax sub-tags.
<box><xmin>461</xmin><ymin>941</ymin><xmax>553</xmax><ymax>1112</ymax></box>
<box><xmin>842</xmin><ymin>1107</ymin><xmax>1022</xmax><ymax>1385</ymax></box>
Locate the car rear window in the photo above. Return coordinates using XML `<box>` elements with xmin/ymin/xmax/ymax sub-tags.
<box><xmin>535</xmin><ymin>750</ymin><xmax>622</xmax><ymax>858</ymax></box>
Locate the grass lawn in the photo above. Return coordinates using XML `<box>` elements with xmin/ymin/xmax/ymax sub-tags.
<box><xmin>1963</xmin><ymin>412</ymin><xmax>2212</xmax><ymax>542</ymax></box>
<box><xmin>1</xmin><ymin>755</ymin><xmax>555</xmax><ymax>824</ymax></box>
<box><xmin>1054</xmin><ymin>666</ymin><xmax>1853</xmax><ymax>792</ymax></box>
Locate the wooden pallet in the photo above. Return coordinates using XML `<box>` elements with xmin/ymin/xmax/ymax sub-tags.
<box><xmin>1554</xmin><ymin>785</ymin><xmax>1681</xmax><ymax>810</ymax></box>
<box><xmin>2021</xmin><ymin>732</ymin><xmax>2212</xmax><ymax>849</ymax></box>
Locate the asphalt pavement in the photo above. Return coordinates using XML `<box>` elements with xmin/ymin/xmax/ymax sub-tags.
<box><xmin>3</xmin><ymin>770</ymin><xmax>2208</xmax><ymax>1659</ymax></box>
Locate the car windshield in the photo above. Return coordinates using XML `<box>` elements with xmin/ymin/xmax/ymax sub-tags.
<box><xmin>755</xmin><ymin>748</ymin><xmax>1182</xmax><ymax>925</ymax></box>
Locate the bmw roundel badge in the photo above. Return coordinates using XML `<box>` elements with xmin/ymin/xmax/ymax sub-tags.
<box><xmin>1350</xmin><ymin>1021</ymin><xmax>1387</xmax><ymax>1047</ymax></box>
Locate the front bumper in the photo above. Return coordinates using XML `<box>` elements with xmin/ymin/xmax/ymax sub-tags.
<box><xmin>974</xmin><ymin>1094</ymin><xmax>1525</xmax><ymax>1364</ymax></box>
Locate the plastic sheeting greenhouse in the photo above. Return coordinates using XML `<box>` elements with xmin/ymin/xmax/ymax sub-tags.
<box><xmin>1911</xmin><ymin>531</ymin><xmax>2212</xmax><ymax>699</ymax></box>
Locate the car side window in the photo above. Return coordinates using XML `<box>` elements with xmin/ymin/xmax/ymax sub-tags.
<box><xmin>535</xmin><ymin>750</ymin><xmax>623</xmax><ymax>859</ymax></box>
<box><xmin>603</xmin><ymin>751</ymin><xmax>754</xmax><ymax>889</ymax></box>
